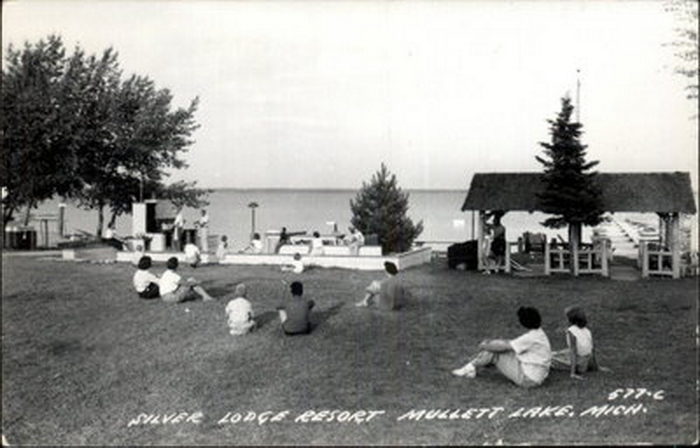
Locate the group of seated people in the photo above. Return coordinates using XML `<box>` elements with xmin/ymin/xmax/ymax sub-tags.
<box><xmin>132</xmin><ymin>257</ymin><xmax>406</xmax><ymax>335</ymax></box>
<box><xmin>133</xmin><ymin>256</ymin><xmax>215</xmax><ymax>302</ymax></box>
<box><xmin>133</xmin><ymin>255</ymin><xmax>607</xmax><ymax>385</ymax></box>
<box><xmin>273</xmin><ymin>226</ymin><xmax>366</xmax><ymax>256</ymax></box>
<box><xmin>452</xmin><ymin>305</ymin><xmax>610</xmax><ymax>386</ymax></box>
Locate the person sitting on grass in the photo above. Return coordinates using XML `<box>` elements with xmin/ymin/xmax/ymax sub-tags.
<box><xmin>216</xmin><ymin>235</ymin><xmax>229</xmax><ymax>262</ymax></box>
<box><xmin>280</xmin><ymin>253</ymin><xmax>305</xmax><ymax>274</ymax></box>
<box><xmin>240</xmin><ymin>233</ymin><xmax>264</xmax><ymax>254</ymax></box>
<box><xmin>159</xmin><ymin>257</ymin><xmax>215</xmax><ymax>303</ymax></box>
<box><xmin>132</xmin><ymin>256</ymin><xmax>160</xmax><ymax>299</ymax></box>
<box><xmin>277</xmin><ymin>281</ymin><xmax>315</xmax><ymax>335</ymax></box>
<box><xmin>452</xmin><ymin>306</ymin><xmax>552</xmax><ymax>388</ymax></box>
<box><xmin>355</xmin><ymin>261</ymin><xmax>407</xmax><ymax>310</ymax></box>
<box><xmin>184</xmin><ymin>242</ymin><xmax>202</xmax><ymax>268</ymax></box>
<box><xmin>551</xmin><ymin>305</ymin><xmax>611</xmax><ymax>380</ymax></box>
<box><xmin>225</xmin><ymin>283</ymin><xmax>255</xmax><ymax>335</ymax></box>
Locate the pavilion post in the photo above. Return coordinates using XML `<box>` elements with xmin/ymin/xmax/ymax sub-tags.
<box><xmin>505</xmin><ymin>241</ymin><xmax>511</xmax><ymax>274</ymax></box>
<box><xmin>601</xmin><ymin>241</ymin><xmax>609</xmax><ymax>277</ymax></box>
<box><xmin>670</xmin><ymin>213</ymin><xmax>681</xmax><ymax>279</ymax></box>
<box><xmin>544</xmin><ymin>239</ymin><xmax>551</xmax><ymax>275</ymax></box>
<box><xmin>641</xmin><ymin>241</ymin><xmax>649</xmax><ymax>278</ymax></box>
<box><xmin>476</xmin><ymin>210</ymin><xmax>484</xmax><ymax>271</ymax></box>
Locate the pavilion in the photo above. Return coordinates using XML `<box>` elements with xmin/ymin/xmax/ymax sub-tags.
<box><xmin>461</xmin><ymin>172</ymin><xmax>697</xmax><ymax>278</ymax></box>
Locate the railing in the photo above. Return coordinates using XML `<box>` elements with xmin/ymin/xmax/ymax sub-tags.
<box><xmin>577</xmin><ymin>245</ymin><xmax>609</xmax><ymax>277</ymax></box>
<box><xmin>545</xmin><ymin>242</ymin><xmax>609</xmax><ymax>277</ymax></box>
<box><xmin>640</xmin><ymin>242</ymin><xmax>676</xmax><ymax>278</ymax></box>
<box><xmin>545</xmin><ymin>244</ymin><xmax>570</xmax><ymax>275</ymax></box>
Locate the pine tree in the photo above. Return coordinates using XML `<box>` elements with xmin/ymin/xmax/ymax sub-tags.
<box><xmin>536</xmin><ymin>96</ymin><xmax>604</xmax><ymax>253</ymax></box>
<box><xmin>350</xmin><ymin>163</ymin><xmax>423</xmax><ymax>254</ymax></box>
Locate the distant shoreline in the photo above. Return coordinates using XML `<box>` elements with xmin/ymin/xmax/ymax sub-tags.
<box><xmin>204</xmin><ymin>187</ymin><xmax>468</xmax><ymax>193</ymax></box>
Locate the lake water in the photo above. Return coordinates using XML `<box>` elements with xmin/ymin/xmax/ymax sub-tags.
<box><xmin>23</xmin><ymin>189</ymin><xmax>692</xmax><ymax>251</ymax></box>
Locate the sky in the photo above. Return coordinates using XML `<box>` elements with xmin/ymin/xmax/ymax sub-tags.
<box><xmin>3</xmin><ymin>0</ymin><xmax>698</xmax><ymax>190</ymax></box>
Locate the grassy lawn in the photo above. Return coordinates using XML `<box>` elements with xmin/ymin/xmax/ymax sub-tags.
<box><xmin>2</xmin><ymin>254</ymin><xmax>697</xmax><ymax>445</ymax></box>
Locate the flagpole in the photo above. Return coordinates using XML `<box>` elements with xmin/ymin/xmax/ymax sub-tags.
<box><xmin>576</xmin><ymin>68</ymin><xmax>581</xmax><ymax>123</ymax></box>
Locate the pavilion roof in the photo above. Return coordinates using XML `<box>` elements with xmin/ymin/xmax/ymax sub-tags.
<box><xmin>461</xmin><ymin>172</ymin><xmax>697</xmax><ymax>214</ymax></box>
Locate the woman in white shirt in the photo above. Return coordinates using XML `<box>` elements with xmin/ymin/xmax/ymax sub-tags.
<box><xmin>132</xmin><ymin>256</ymin><xmax>160</xmax><ymax>299</ymax></box>
<box><xmin>160</xmin><ymin>257</ymin><xmax>215</xmax><ymax>303</ymax></box>
<box><xmin>551</xmin><ymin>306</ymin><xmax>610</xmax><ymax>379</ymax></box>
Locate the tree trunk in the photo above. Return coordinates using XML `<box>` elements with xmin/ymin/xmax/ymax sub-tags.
<box><xmin>108</xmin><ymin>211</ymin><xmax>118</xmax><ymax>229</ymax></box>
<box><xmin>568</xmin><ymin>222</ymin><xmax>581</xmax><ymax>274</ymax></box>
<box><xmin>96</xmin><ymin>203</ymin><xmax>104</xmax><ymax>237</ymax></box>
<box><xmin>23</xmin><ymin>200</ymin><xmax>35</xmax><ymax>227</ymax></box>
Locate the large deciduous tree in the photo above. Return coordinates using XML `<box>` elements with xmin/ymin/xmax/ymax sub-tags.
<box><xmin>350</xmin><ymin>163</ymin><xmax>423</xmax><ymax>254</ymax></box>
<box><xmin>536</xmin><ymin>96</ymin><xmax>604</xmax><ymax>260</ymax></box>
<box><xmin>1</xmin><ymin>35</ymin><xmax>208</xmax><ymax>234</ymax></box>
<box><xmin>1</xmin><ymin>36</ymin><xmax>78</xmax><ymax>225</ymax></box>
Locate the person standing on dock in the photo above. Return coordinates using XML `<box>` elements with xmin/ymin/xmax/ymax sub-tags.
<box><xmin>173</xmin><ymin>207</ymin><xmax>184</xmax><ymax>252</ymax></box>
<box><xmin>196</xmin><ymin>209</ymin><xmax>210</xmax><ymax>253</ymax></box>
<box><xmin>275</xmin><ymin>227</ymin><xmax>290</xmax><ymax>253</ymax></box>
<box><xmin>345</xmin><ymin>226</ymin><xmax>365</xmax><ymax>255</ymax></box>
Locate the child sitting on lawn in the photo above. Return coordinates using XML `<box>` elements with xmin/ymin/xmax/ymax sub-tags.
<box><xmin>355</xmin><ymin>261</ymin><xmax>407</xmax><ymax>310</ymax></box>
<box><xmin>452</xmin><ymin>306</ymin><xmax>552</xmax><ymax>388</ymax></box>
<box><xmin>184</xmin><ymin>242</ymin><xmax>202</xmax><ymax>268</ymax></box>
<box><xmin>225</xmin><ymin>283</ymin><xmax>255</xmax><ymax>335</ymax></box>
<box><xmin>159</xmin><ymin>257</ymin><xmax>215</xmax><ymax>303</ymax></box>
<box><xmin>132</xmin><ymin>256</ymin><xmax>160</xmax><ymax>299</ymax></box>
<box><xmin>216</xmin><ymin>235</ymin><xmax>229</xmax><ymax>262</ymax></box>
<box><xmin>240</xmin><ymin>233</ymin><xmax>264</xmax><ymax>254</ymax></box>
<box><xmin>280</xmin><ymin>253</ymin><xmax>305</xmax><ymax>274</ymax></box>
<box><xmin>277</xmin><ymin>281</ymin><xmax>314</xmax><ymax>335</ymax></box>
<box><xmin>551</xmin><ymin>305</ymin><xmax>610</xmax><ymax>379</ymax></box>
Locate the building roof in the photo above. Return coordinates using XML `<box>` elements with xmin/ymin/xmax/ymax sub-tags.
<box><xmin>461</xmin><ymin>172</ymin><xmax>697</xmax><ymax>214</ymax></box>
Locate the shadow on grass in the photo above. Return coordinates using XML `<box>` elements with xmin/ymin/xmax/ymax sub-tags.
<box><xmin>311</xmin><ymin>302</ymin><xmax>345</xmax><ymax>331</ymax></box>
<box><xmin>255</xmin><ymin>310</ymin><xmax>279</xmax><ymax>329</ymax></box>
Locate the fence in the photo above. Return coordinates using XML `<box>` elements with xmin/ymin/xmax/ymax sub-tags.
<box><xmin>544</xmin><ymin>242</ymin><xmax>609</xmax><ymax>277</ymax></box>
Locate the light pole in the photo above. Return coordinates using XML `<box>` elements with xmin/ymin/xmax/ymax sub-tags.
<box><xmin>248</xmin><ymin>202</ymin><xmax>259</xmax><ymax>239</ymax></box>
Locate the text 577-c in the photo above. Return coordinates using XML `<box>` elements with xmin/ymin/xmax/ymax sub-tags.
<box><xmin>607</xmin><ymin>388</ymin><xmax>665</xmax><ymax>401</ymax></box>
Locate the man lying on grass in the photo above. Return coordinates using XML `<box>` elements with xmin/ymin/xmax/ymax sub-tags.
<box><xmin>452</xmin><ymin>306</ymin><xmax>552</xmax><ymax>388</ymax></box>
<box><xmin>159</xmin><ymin>257</ymin><xmax>215</xmax><ymax>303</ymax></box>
<box><xmin>355</xmin><ymin>261</ymin><xmax>407</xmax><ymax>310</ymax></box>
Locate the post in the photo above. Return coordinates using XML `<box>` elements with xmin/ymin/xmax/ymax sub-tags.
<box><xmin>476</xmin><ymin>211</ymin><xmax>484</xmax><ymax>271</ymax></box>
<box><xmin>641</xmin><ymin>241</ymin><xmax>649</xmax><ymax>278</ymax></box>
<box><xmin>248</xmin><ymin>202</ymin><xmax>259</xmax><ymax>240</ymax></box>
<box><xmin>544</xmin><ymin>239</ymin><xmax>551</xmax><ymax>275</ymax></box>
<box><xmin>601</xmin><ymin>240</ymin><xmax>609</xmax><ymax>277</ymax></box>
<box><xmin>58</xmin><ymin>203</ymin><xmax>66</xmax><ymax>237</ymax></box>
<box><xmin>471</xmin><ymin>211</ymin><xmax>475</xmax><ymax>240</ymax></box>
<box><xmin>505</xmin><ymin>241</ymin><xmax>511</xmax><ymax>274</ymax></box>
<box><xmin>670</xmin><ymin>213</ymin><xmax>681</xmax><ymax>279</ymax></box>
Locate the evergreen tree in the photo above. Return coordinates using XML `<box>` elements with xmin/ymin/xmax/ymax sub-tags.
<box><xmin>536</xmin><ymin>96</ymin><xmax>604</xmax><ymax>254</ymax></box>
<box><xmin>350</xmin><ymin>163</ymin><xmax>423</xmax><ymax>254</ymax></box>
